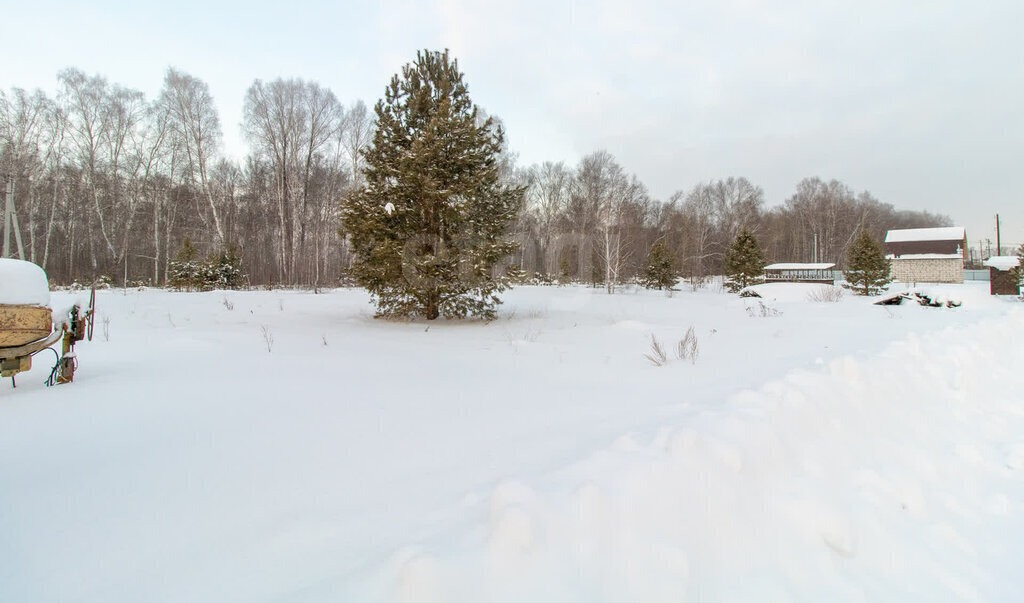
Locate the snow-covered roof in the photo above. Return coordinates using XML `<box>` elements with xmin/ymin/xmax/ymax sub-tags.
<box><xmin>983</xmin><ymin>255</ymin><xmax>1021</xmax><ymax>271</ymax></box>
<box><xmin>884</xmin><ymin>227</ymin><xmax>965</xmax><ymax>243</ymax></box>
<box><xmin>764</xmin><ymin>263</ymin><xmax>835</xmax><ymax>270</ymax></box>
<box><xmin>886</xmin><ymin>253</ymin><xmax>963</xmax><ymax>260</ymax></box>
<box><xmin>0</xmin><ymin>258</ymin><xmax>51</xmax><ymax>306</ymax></box>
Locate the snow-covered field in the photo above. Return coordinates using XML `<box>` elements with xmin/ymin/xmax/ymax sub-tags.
<box><xmin>2</xmin><ymin>283</ymin><xmax>1023</xmax><ymax>602</ymax></box>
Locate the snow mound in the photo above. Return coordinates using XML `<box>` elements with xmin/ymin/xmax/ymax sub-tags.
<box><xmin>739</xmin><ymin>282</ymin><xmax>843</xmax><ymax>302</ymax></box>
<box><xmin>876</xmin><ymin>283</ymin><xmax>997</xmax><ymax>308</ymax></box>
<box><xmin>0</xmin><ymin>258</ymin><xmax>50</xmax><ymax>306</ymax></box>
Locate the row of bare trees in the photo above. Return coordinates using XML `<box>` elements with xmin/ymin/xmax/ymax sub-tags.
<box><xmin>1</xmin><ymin>68</ymin><xmax>371</xmax><ymax>286</ymax></box>
<box><xmin>511</xmin><ymin>153</ymin><xmax>950</xmax><ymax>287</ymax></box>
<box><xmin>2</xmin><ymin>68</ymin><xmax>948</xmax><ymax>288</ymax></box>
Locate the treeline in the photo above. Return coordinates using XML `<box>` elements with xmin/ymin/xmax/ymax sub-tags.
<box><xmin>0</xmin><ymin>68</ymin><xmax>371</xmax><ymax>286</ymax></box>
<box><xmin>511</xmin><ymin>157</ymin><xmax>951</xmax><ymax>286</ymax></box>
<box><xmin>1</xmin><ymin>67</ymin><xmax>948</xmax><ymax>287</ymax></box>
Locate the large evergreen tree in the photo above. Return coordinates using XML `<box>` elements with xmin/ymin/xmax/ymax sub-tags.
<box><xmin>723</xmin><ymin>228</ymin><xmax>766</xmax><ymax>292</ymax></box>
<box><xmin>843</xmin><ymin>230</ymin><xmax>892</xmax><ymax>295</ymax></box>
<box><xmin>341</xmin><ymin>50</ymin><xmax>524</xmax><ymax>320</ymax></box>
<box><xmin>641</xmin><ymin>241</ymin><xmax>676</xmax><ymax>290</ymax></box>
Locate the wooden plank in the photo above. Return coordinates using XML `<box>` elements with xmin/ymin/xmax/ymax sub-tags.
<box><xmin>0</xmin><ymin>304</ymin><xmax>53</xmax><ymax>348</ymax></box>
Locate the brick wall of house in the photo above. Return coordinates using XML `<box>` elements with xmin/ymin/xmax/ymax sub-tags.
<box><xmin>891</xmin><ymin>258</ymin><xmax>963</xmax><ymax>284</ymax></box>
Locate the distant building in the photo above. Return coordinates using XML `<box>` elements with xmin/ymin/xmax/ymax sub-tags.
<box><xmin>982</xmin><ymin>256</ymin><xmax>1021</xmax><ymax>295</ymax></box>
<box><xmin>763</xmin><ymin>263</ymin><xmax>836</xmax><ymax>284</ymax></box>
<box><xmin>883</xmin><ymin>227</ymin><xmax>966</xmax><ymax>284</ymax></box>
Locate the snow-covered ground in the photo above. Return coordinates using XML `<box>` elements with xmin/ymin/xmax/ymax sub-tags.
<box><xmin>2</xmin><ymin>283</ymin><xmax>1022</xmax><ymax>602</ymax></box>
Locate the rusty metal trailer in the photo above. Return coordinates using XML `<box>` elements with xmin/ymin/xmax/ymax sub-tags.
<box><xmin>0</xmin><ymin>288</ymin><xmax>94</xmax><ymax>387</ymax></box>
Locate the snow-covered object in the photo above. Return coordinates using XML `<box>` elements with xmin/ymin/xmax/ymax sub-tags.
<box><xmin>884</xmin><ymin>226</ymin><xmax>965</xmax><ymax>243</ymax></box>
<box><xmin>0</xmin><ymin>258</ymin><xmax>50</xmax><ymax>306</ymax></box>
<box><xmin>384</xmin><ymin>202</ymin><xmax>395</xmax><ymax>215</ymax></box>
<box><xmin>983</xmin><ymin>255</ymin><xmax>1020</xmax><ymax>271</ymax></box>
<box><xmin>739</xmin><ymin>282</ymin><xmax>844</xmax><ymax>302</ymax></box>
<box><xmin>885</xmin><ymin>252</ymin><xmax>963</xmax><ymax>260</ymax></box>
<box><xmin>764</xmin><ymin>262</ymin><xmax>835</xmax><ymax>270</ymax></box>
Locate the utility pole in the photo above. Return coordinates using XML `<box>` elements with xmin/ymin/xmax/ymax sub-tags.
<box><xmin>996</xmin><ymin>214</ymin><xmax>1001</xmax><ymax>256</ymax></box>
<box><xmin>3</xmin><ymin>175</ymin><xmax>26</xmax><ymax>260</ymax></box>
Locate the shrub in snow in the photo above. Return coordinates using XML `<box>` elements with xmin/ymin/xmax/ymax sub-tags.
<box><xmin>504</xmin><ymin>264</ymin><xmax>527</xmax><ymax>285</ymax></box>
<box><xmin>644</xmin><ymin>334</ymin><xmax>668</xmax><ymax>366</ymax></box>
<box><xmin>676</xmin><ymin>326</ymin><xmax>699</xmax><ymax>364</ymax></box>
<box><xmin>724</xmin><ymin>228</ymin><xmax>766</xmax><ymax>292</ymax></box>
<box><xmin>208</xmin><ymin>245</ymin><xmax>246</xmax><ymax>290</ymax></box>
<box><xmin>746</xmin><ymin>300</ymin><xmax>782</xmax><ymax>317</ymax></box>
<box><xmin>843</xmin><ymin>231</ymin><xmax>891</xmax><ymax>295</ymax></box>
<box><xmin>259</xmin><ymin>325</ymin><xmax>274</xmax><ymax>352</ymax></box>
<box><xmin>807</xmin><ymin>285</ymin><xmax>844</xmax><ymax>303</ymax></box>
<box><xmin>169</xmin><ymin>238</ymin><xmax>202</xmax><ymax>291</ymax></box>
<box><xmin>169</xmin><ymin>239</ymin><xmax>246</xmax><ymax>291</ymax></box>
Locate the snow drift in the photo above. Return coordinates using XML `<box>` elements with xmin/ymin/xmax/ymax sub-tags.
<box><xmin>377</xmin><ymin>310</ymin><xmax>1024</xmax><ymax>602</ymax></box>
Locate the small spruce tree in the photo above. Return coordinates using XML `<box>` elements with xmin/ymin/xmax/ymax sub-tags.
<box><xmin>843</xmin><ymin>230</ymin><xmax>892</xmax><ymax>295</ymax></box>
<box><xmin>1012</xmin><ymin>243</ymin><xmax>1024</xmax><ymax>289</ymax></box>
<box><xmin>642</xmin><ymin>241</ymin><xmax>676</xmax><ymax>290</ymax></box>
<box><xmin>208</xmin><ymin>244</ymin><xmax>246</xmax><ymax>290</ymax></box>
<box><xmin>168</xmin><ymin>239</ymin><xmax>246</xmax><ymax>291</ymax></box>
<box><xmin>723</xmin><ymin>228</ymin><xmax>766</xmax><ymax>292</ymax></box>
<box><xmin>169</xmin><ymin>238</ymin><xmax>201</xmax><ymax>291</ymax></box>
<box><xmin>341</xmin><ymin>49</ymin><xmax>524</xmax><ymax>320</ymax></box>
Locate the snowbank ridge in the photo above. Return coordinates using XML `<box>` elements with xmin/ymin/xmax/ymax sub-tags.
<box><xmin>386</xmin><ymin>309</ymin><xmax>1024</xmax><ymax>602</ymax></box>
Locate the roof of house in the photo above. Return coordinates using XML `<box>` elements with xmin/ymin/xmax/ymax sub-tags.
<box><xmin>886</xmin><ymin>253</ymin><xmax>964</xmax><ymax>260</ymax></box>
<box><xmin>884</xmin><ymin>226</ymin><xmax>966</xmax><ymax>258</ymax></box>
<box><xmin>884</xmin><ymin>226</ymin><xmax>965</xmax><ymax>243</ymax></box>
<box><xmin>764</xmin><ymin>263</ymin><xmax>836</xmax><ymax>270</ymax></box>
<box><xmin>983</xmin><ymin>256</ymin><xmax>1021</xmax><ymax>271</ymax></box>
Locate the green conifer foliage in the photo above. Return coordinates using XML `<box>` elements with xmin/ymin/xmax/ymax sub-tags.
<box><xmin>843</xmin><ymin>231</ymin><xmax>892</xmax><ymax>295</ymax></box>
<box><xmin>642</xmin><ymin>241</ymin><xmax>676</xmax><ymax>290</ymax></box>
<box><xmin>723</xmin><ymin>228</ymin><xmax>766</xmax><ymax>292</ymax></box>
<box><xmin>208</xmin><ymin>244</ymin><xmax>246</xmax><ymax>290</ymax></box>
<box><xmin>1011</xmin><ymin>243</ymin><xmax>1024</xmax><ymax>289</ymax></box>
<box><xmin>168</xmin><ymin>239</ymin><xmax>246</xmax><ymax>291</ymax></box>
<box><xmin>341</xmin><ymin>50</ymin><xmax>524</xmax><ymax>320</ymax></box>
<box><xmin>169</xmin><ymin>238</ymin><xmax>201</xmax><ymax>291</ymax></box>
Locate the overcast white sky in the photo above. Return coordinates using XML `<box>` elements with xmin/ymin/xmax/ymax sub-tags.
<box><xmin>3</xmin><ymin>0</ymin><xmax>1022</xmax><ymax>251</ymax></box>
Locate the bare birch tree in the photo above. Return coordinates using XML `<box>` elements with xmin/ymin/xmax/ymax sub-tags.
<box><xmin>158</xmin><ymin>68</ymin><xmax>225</xmax><ymax>247</ymax></box>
